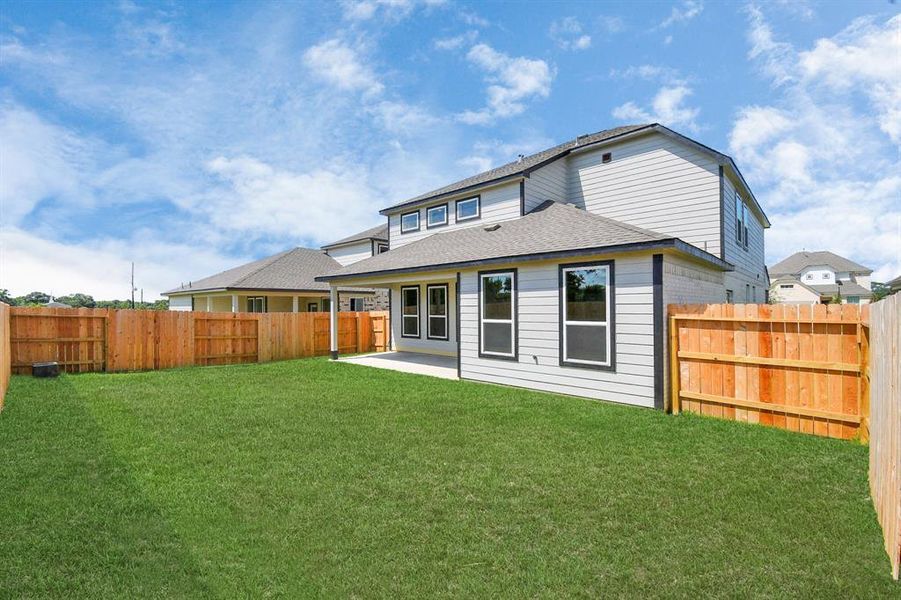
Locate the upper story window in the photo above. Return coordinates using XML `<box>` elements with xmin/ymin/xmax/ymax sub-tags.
<box><xmin>560</xmin><ymin>262</ymin><xmax>614</xmax><ymax>369</ymax></box>
<box><xmin>456</xmin><ymin>196</ymin><xmax>480</xmax><ymax>222</ymax></box>
<box><xmin>400</xmin><ymin>211</ymin><xmax>420</xmax><ymax>233</ymax></box>
<box><xmin>427</xmin><ymin>204</ymin><xmax>448</xmax><ymax>229</ymax></box>
<box><xmin>735</xmin><ymin>192</ymin><xmax>749</xmax><ymax>250</ymax></box>
<box><xmin>479</xmin><ymin>270</ymin><xmax>516</xmax><ymax>359</ymax></box>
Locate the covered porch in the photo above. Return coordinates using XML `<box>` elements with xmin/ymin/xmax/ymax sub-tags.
<box><xmin>339</xmin><ymin>351</ymin><xmax>458</xmax><ymax>379</ymax></box>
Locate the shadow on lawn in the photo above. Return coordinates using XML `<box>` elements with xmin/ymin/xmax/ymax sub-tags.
<box><xmin>0</xmin><ymin>375</ymin><xmax>210</xmax><ymax>598</ymax></box>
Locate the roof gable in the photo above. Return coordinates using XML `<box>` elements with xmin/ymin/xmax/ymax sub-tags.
<box><xmin>322</xmin><ymin>223</ymin><xmax>388</xmax><ymax>249</ymax></box>
<box><xmin>770</xmin><ymin>251</ymin><xmax>872</xmax><ymax>276</ymax></box>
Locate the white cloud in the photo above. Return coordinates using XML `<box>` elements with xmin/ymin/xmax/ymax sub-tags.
<box><xmin>458</xmin><ymin>43</ymin><xmax>555</xmax><ymax>125</ymax></box>
<box><xmin>731</xmin><ymin>10</ymin><xmax>901</xmax><ymax>282</ymax></box>
<box><xmin>612</xmin><ymin>85</ymin><xmax>700</xmax><ymax>131</ymax></box>
<box><xmin>656</xmin><ymin>0</ymin><xmax>703</xmax><ymax>29</ymax></box>
<box><xmin>341</xmin><ymin>0</ymin><xmax>446</xmax><ymax>22</ymax></box>
<box><xmin>609</xmin><ymin>64</ymin><xmax>685</xmax><ymax>84</ymax></box>
<box><xmin>549</xmin><ymin>17</ymin><xmax>592</xmax><ymax>51</ymax></box>
<box><xmin>597</xmin><ymin>15</ymin><xmax>625</xmax><ymax>34</ymax></box>
<box><xmin>303</xmin><ymin>39</ymin><xmax>384</xmax><ymax>96</ymax></box>
<box><xmin>433</xmin><ymin>30</ymin><xmax>478</xmax><ymax>51</ymax></box>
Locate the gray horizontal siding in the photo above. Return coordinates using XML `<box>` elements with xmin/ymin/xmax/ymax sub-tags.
<box><xmin>390</xmin><ymin>281</ymin><xmax>456</xmax><ymax>355</ymax></box>
<box><xmin>569</xmin><ymin>133</ymin><xmax>722</xmax><ymax>256</ymax></box>
<box><xmin>458</xmin><ymin>254</ymin><xmax>656</xmax><ymax>408</ymax></box>
<box><xmin>722</xmin><ymin>174</ymin><xmax>768</xmax><ymax>301</ymax></box>
<box><xmin>524</xmin><ymin>157</ymin><xmax>567</xmax><ymax>213</ymax></box>
<box><xmin>388</xmin><ymin>181</ymin><xmax>521</xmax><ymax>249</ymax></box>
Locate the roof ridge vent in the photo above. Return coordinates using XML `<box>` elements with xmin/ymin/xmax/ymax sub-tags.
<box><xmin>484</xmin><ymin>224</ymin><xmax>501</xmax><ymax>232</ymax></box>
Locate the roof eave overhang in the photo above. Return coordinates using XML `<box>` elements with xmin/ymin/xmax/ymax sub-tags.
<box><xmin>321</xmin><ymin>236</ymin><xmax>388</xmax><ymax>251</ymax></box>
<box><xmin>316</xmin><ymin>238</ymin><xmax>733</xmax><ymax>283</ymax></box>
<box><xmin>164</xmin><ymin>286</ymin><xmax>375</xmax><ymax>296</ymax></box>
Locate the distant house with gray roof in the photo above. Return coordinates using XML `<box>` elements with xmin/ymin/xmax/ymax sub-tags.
<box><xmin>316</xmin><ymin>123</ymin><xmax>770</xmax><ymax>411</ymax></box>
<box><xmin>769</xmin><ymin>250</ymin><xmax>873</xmax><ymax>305</ymax></box>
<box><xmin>163</xmin><ymin>225</ymin><xmax>388</xmax><ymax>313</ymax></box>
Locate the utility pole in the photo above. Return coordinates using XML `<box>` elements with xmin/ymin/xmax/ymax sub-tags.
<box><xmin>131</xmin><ymin>262</ymin><xmax>135</xmax><ymax>309</ymax></box>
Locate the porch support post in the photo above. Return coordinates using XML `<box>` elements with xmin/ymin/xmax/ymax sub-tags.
<box><xmin>292</xmin><ymin>296</ymin><xmax>299</xmax><ymax>313</ymax></box>
<box><xmin>329</xmin><ymin>285</ymin><xmax>339</xmax><ymax>359</ymax></box>
<box><xmin>206</xmin><ymin>296</ymin><xmax>212</xmax><ymax>312</ymax></box>
<box><xmin>231</xmin><ymin>294</ymin><xmax>238</xmax><ymax>313</ymax></box>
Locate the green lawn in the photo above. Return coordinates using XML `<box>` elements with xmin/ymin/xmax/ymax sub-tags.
<box><xmin>0</xmin><ymin>359</ymin><xmax>895</xmax><ymax>598</ymax></box>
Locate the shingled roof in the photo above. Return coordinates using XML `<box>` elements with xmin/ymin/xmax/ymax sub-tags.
<box><xmin>381</xmin><ymin>124</ymin><xmax>653</xmax><ymax>213</ymax></box>
<box><xmin>165</xmin><ymin>248</ymin><xmax>371</xmax><ymax>295</ymax></box>
<box><xmin>321</xmin><ymin>223</ymin><xmax>388</xmax><ymax>249</ymax></box>
<box><xmin>770</xmin><ymin>251</ymin><xmax>872</xmax><ymax>276</ymax></box>
<box><xmin>318</xmin><ymin>201</ymin><xmax>730</xmax><ymax>281</ymax></box>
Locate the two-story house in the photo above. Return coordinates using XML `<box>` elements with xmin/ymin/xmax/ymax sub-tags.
<box><xmin>164</xmin><ymin>225</ymin><xmax>389</xmax><ymax>313</ymax></box>
<box><xmin>317</xmin><ymin>123</ymin><xmax>770</xmax><ymax>410</ymax></box>
<box><xmin>769</xmin><ymin>251</ymin><xmax>873</xmax><ymax>304</ymax></box>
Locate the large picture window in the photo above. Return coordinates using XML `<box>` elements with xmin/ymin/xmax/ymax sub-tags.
<box><xmin>401</xmin><ymin>286</ymin><xmax>420</xmax><ymax>338</ymax></box>
<box><xmin>455</xmin><ymin>196</ymin><xmax>480</xmax><ymax>222</ymax></box>
<box><xmin>427</xmin><ymin>284</ymin><xmax>448</xmax><ymax>340</ymax></box>
<box><xmin>479</xmin><ymin>270</ymin><xmax>516</xmax><ymax>359</ymax></box>
<box><xmin>559</xmin><ymin>262</ymin><xmax>614</xmax><ymax>369</ymax></box>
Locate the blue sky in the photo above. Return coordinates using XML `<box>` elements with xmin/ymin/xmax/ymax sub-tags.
<box><xmin>1</xmin><ymin>0</ymin><xmax>899</xmax><ymax>299</ymax></box>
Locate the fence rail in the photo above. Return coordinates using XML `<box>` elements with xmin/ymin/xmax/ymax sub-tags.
<box><xmin>866</xmin><ymin>293</ymin><xmax>900</xmax><ymax>580</ymax></box>
<box><xmin>7</xmin><ymin>307</ymin><xmax>389</xmax><ymax>376</ymax></box>
<box><xmin>668</xmin><ymin>303</ymin><xmax>866</xmax><ymax>441</ymax></box>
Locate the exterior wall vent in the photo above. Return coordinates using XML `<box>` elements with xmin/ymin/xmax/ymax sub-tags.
<box><xmin>602</xmin><ymin>152</ymin><xmax>612</xmax><ymax>163</ymax></box>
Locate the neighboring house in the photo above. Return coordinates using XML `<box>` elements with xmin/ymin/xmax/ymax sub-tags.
<box><xmin>45</xmin><ymin>300</ymin><xmax>72</xmax><ymax>308</ymax></box>
<box><xmin>885</xmin><ymin>275</ymin><xmax>901</xmax><ymax>295</ymax></box>
<box><xmin>768</xmin><ymin>251</ymin><xmax>873</xmax><ymax>305</ymax></box>
<box><xmin>165</xmin><ymin>226</ymin><xmax>389</xmax><ymax>312</ymax></box>
<box><xmin>317</xmin><ymin>123</ymin><xmax>770</xmax><ymax>410</ymax></box>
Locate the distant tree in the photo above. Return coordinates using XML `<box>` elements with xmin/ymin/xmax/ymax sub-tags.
<box><xmin>21</xmin><ymin>291</ymin><xmax>51</xmax><ymax>305</ymax></box>
<box><xmin>871</xmin><ymin>282</ymin><xmax>890</xmax><ymax>302</ymax></box>
<box><xmin>0</xmin><ymin>289</ymin><xmax>15</xmax><ymax>305</ymax></box>
<box><xmin>55</xmin><ymin>293</ymin><xmax>96</xmax><ymax>308</ymax></box>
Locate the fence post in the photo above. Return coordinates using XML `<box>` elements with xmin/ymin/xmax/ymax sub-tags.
<box><xmin>355</xmin><ymin>313</ymin><xmax>362</xmax><ymax>353</ymax></box>
<box><xmin>669</xmin><ymin>314</ymin><xmax>681</xmax><ymax>414</ymax></box>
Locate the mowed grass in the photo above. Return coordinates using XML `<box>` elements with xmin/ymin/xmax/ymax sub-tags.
<box><xmin>0</xmin><ymin>359</ymin><xmax>895</xmax><ymax>598</ymax></box>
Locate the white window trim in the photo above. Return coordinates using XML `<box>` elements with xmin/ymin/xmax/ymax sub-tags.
<box><xmin>426</xmin><ymin>204</ymin><xmax>448</xmax><ymax>229</ymax></box>
<box><xmin>247</xmin><ymin>296</ymin><xmax>266</xmax><ymax>313</ymax></box>
<box><xmin>401</xmin><ymin>285</ymin><xmax>420</xmax><ymax>338</ymax></box>
<box><xmin>456</xmin><ymin>196</ymin><xmax>481</xmax><ymax>222</ymax></box>
<box><xmin>426</xmin><ymin>284</ymin><xmax>449</xmax><ymax>341</ymax></box>
<box><xmin>400</xmin><ymin>211</ymin><xmax>420</xmax><ymax>234</ymax></box>
<box><xmin>561</xmin><ymin>265</ymin><xmax>611</xmax><ymax>367</ymax></box>
<box><xmin>479</xmin><ymin>271</ymin><xmax>515</xmax><ymax>358</ymax></box>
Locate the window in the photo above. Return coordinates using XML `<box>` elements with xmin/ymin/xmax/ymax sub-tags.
<box><xmin>307</xmin><ymin>302</ymin><xmax>318</xmax><ymax>312</ymax></box>
<box><xmin>742</xmin><ymin>203</ymin><xmax>749</xmax><ymax>249</ymax></box>
<box><xmin>426</xmin><ymin>284</ymin><xmax>448</xmax><ymax>340</ymax></box>
<box><xmin>805</xmin><ymin>273</ymin><xmax>814</xmax><ymax>280</ymax></box>
<box><xmin>349</xmin><ymin>298</ymin><xmax>365</xmax><ymax>311</ymax></box>
<box><xmin>400</xmin><ymin>211</ymin><xmax>420</xmax><ymax>233</ymax></box>
<box><xmin>735</xmin><ymin>193</ymin><xmax>743</xmax><ymax>245</ymax></box>
<box><xmin>726</xmin><ymin>289</ymin><xmax>734</xmax><ymax>303</ymax></box>
<box><xmin>322</xmin><ymin>298</ymin><xmax>331</xmax><ymax>312</ymax></box>
<box><xmin>401</xmin><ymin>286</ymin><xmax>420</xmax><ymax>338</ymax></box>
<box><xmin>455</xmin><ymin>196</ymin><xmax>480</xmax><ymax>222</ymax></box>
<box><xmin>246</xmin><ymin>297</ymin><xmax>266</xmax><ymax>313</ymax></box>
<box><xmin>823</xmin><ymin>272</ymin><xmax>831</xmax><ymax>280</ymax></box>
<box><xmin>426</xmin><ymin>204</ymin><xmax>448</xmax><ymax>229</ymax></box>
<box><xmin>377</xmin><ymin>243</ymin><xmax>389</xmax><ymax>254</ymax></box>
<box><xmin>745</xmin><ymin>284</ymin><xmax>751</xmax><ymax>302</ymax></box>
<box><xmin>847</xmin><ymin>295</ymin><xmax>860</xmax><ymax>304</ymax></box>
<box><xmin>479</xmin><ymin>270</ymin><xmax>516</xmax><ymax>358</ymax></box>
<box><xmin>560</xmin><ymin>262</ymin><xmax>613</xmax><ymax>368</ymax></box>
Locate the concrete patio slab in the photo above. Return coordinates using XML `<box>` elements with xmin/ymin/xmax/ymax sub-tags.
<box><xmin>338</xmin><ymin>351</ymin><xmax>458</xmax><ymax>380</ymax></box>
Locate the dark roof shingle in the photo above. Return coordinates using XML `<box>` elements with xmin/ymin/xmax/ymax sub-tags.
<box><xmin>319</xmin><ymin>201</ymin><xmax>728</xmax><ymax>280</ymax></box>
<box><xmin>322</xmin><ymin>223</ymin><xmax>388</xmax><ymax>249</ymax></box>
<box><xmin>165</xmin><ymin>248</ymin><xmax>370</xmax><ymax>295</ymax></box>
<box><xmin>770</xmin><ymin>251</ymin><xmax>872</xmax><ymax>276</ymax></box>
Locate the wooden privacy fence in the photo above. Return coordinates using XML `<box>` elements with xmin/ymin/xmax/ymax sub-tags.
<box><xmin>866</xmin><ymin>293</ymin><xmax>900</xmax><ymax>580</ymax></box>
<box><xmin>0</xmin><ymin>303</ymin><xmax>9</xmax><ymax>410</ymax></box>
<box><xmin>668</xmin><ymin>303</ymin><xmax>867</xmax><ymax>441</ymax></box>
<box><xmin>8</xmin><ymin>307</ymin><xmax>389</xmax><ymax>375</ymax></box>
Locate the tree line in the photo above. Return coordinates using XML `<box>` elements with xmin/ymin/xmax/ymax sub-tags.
<box><xmin>0</xmin><ymin>290</ymin><xmax>169</xmax><ymax>311</ymax></box>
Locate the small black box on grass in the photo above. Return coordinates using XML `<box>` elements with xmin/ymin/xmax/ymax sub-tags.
<box><xmin>33</xmin><ymin>362</ymin><xmax>60</xmax><ymax>378</ymax></box>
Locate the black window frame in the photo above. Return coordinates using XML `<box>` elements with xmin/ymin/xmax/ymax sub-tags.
<box><xmin>400</xmin><ymin>210</ymin><xmax>420</xmax><ymax>234</ymax></box>
<box><xmin>426</xmin><ymin>283</ymin><xmax>449</xmax><ymax>341</ymax></box>
<box><xmin>455</xmin><ymin>195</ymin><xmax>481</xmax><ymax>223</ymax></box>
<box><xmin>477</xmin><ymin>268</ymin><xmax>518</xmax><ymax>361</ymax></box>
<box><xmin>400</xmin><ymin>285</ymin><xmax>421</xmax><ymax>338</ymax></box>
<box><xmin>558</xmin><ymin>260</ymin><xmax>616</xmax><ymax>372</ymax></box>
<box><xmin>426</xmin><ymin>203</ymin><xmax>449</xmax><ymax>229</ymax></box>
<box><xmin>349</xmin><ymin>297</ymin><xmax>365</xmax><ymax>311</ymax></box>
<box><xmin>734</xmin><ymin>192</ymin><xmax>744</xmax><ymax>246</ymax></box>
<box><xmin>307</xmin><ymin>302</ymin><xmax>318</xmax><ymax>312</ymax></box>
